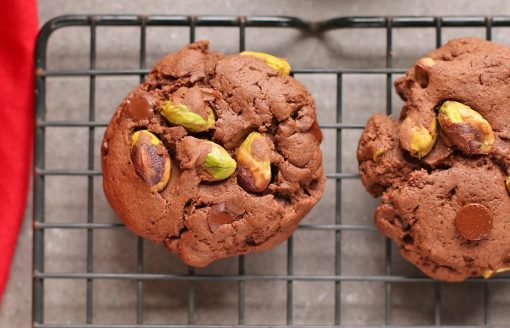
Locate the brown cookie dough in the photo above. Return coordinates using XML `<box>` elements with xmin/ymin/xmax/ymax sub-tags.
<box><xmin>357</xmin><ymin>38</ymin><xmax>510</xmax><ymax>282</ymax></box>
<box><xmin>357</xmin><ymin>113</ymin><xmax>420</xmax><ymax>196</ymax></box>
<box><xmin>102</xmin><ymin>41</ymin><xmax>325</xmax><ymax>267</ymax></box>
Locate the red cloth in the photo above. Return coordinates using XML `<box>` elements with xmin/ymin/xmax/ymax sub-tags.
<box><xmin>0</xmin><ymin>1</ymin><xmax>38</xmax><ymax>302</ymax></box>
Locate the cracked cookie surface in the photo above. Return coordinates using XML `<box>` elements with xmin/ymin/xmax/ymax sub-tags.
<box><xmin>357</xmin><ymin>38</ymin><xmax>510</xmax><ymax>282</ymax></box>
<box><xmin>102</xmin><ymin>41</ymin><xmax>325</xmax><ymax>267</ymax></box>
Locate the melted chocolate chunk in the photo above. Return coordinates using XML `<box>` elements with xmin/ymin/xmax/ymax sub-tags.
<box><xmin>207</xmin><ymin>203</ymin><xmax>235</xmax><ymax>232</ymax></box>
<box><xmin>125</xmin><ymin>93</ymin><xmax>154</xmax><ymax>121</ymax></box>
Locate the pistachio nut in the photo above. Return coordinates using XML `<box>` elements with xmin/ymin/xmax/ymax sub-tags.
<box><xmin>414</xmin><ymin>57</ymin><xmax>436</xmax><ymax>88</ymax></box>
<box><xmin>235</xmin><ymin>132</ymin><xmax>272</xmax><ymax>193</ymax></box>
<box><xmin>159</xmin><ymin>100</ymin><xmax>215</xmax><ymax>132</ymax></box>
<box><xmin>417</xmin><ymin>57</ymin><xmax>435</xmax><ymax>68</ymax></box>
<box><xmin>200</xmin><ymin>141</ymin><xmax>237</xmax><ymax>182</ymax></box>
<box><xmin>506</xmin><ymin>176</ymin><xmax>510</xmax><ymax>195</ymax></box>
<box><xmin>401</xmin><ymin>117</ymin><xmax>438</xmax><ymax>158</ymax></box>
<box><xmin>482</xmin><ymin>267</ymin><xmax>510</xmax><ymax>279</ymax></box>
<box><xmin>130</xmin><ymin>130</ymin><xmax>171</xmax><ymax>192</ymax></box>
<box><xmin>372</xmin><ymin>148</ymin><xmax>385</xmax><ymax>161</ymax></box>
<box><xmin>438</xmin><ymin>101</ymin><xmax>494</xmax><ymax>154</ymax></box>
<box><xmin>240</xmin><ymin>51</ymin><xmax>291</xmax><ymax>75</ymax></box>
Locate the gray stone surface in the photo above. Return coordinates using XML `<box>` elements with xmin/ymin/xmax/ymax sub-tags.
<box><xmin>2</xmin><ymin>0</ymin><xmax>510</xmax><ymax>327</ymax></box>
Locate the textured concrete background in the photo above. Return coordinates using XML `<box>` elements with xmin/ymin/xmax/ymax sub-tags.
<box><xmin>2</xmin><ymin>0</ymin><xmax>510</xmax><ymax>327</ymax></box>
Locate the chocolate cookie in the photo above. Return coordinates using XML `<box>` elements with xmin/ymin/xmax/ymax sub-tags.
<box><xmin>357</xmin><ymin>38</ymin><xmax>510</xmax><ymax>281</ymax></box>
<box><xmin>102</xmin><ymin>41</ymin><xmax>325</xmax><ymax>267</ymax></box>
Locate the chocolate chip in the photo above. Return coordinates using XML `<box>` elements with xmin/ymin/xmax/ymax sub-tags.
<box><xmin>463</xmin><ymin>255</ymin><xmax>475</xmax><ymax>262</ymax></box>
<box><xmin>455</xmin><ymin>203</ymin><xmax>493</xmax><ymax>241</ymax></box>
<box><xmin>402</xmin><ymin>234</ymin><xmax>414</xmax><ymax>244</ymax></box>
<box><xmin>124</xmin><ymin>93</ymin><xmax>154</xmax><ymax>121</ymax></box>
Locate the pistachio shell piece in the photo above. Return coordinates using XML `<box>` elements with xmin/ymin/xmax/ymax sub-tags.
<box><xmin>505</xmin><ymin>176</ymin><xmax>510</xmax><ymax>196</ymax></box>
<box><xmin>438</xmin><ymin>101</ymin><xmax>494</xmax><ymax>154</ymax></box>
<box><xmin>240</xmin><ymin>51</ymin><xmax>291</xmax><ymax>75</ymax></box>
<box><xmin>235</xmin><ymin>132</ymin><xmax>271</xmax><ymax>193</ymax></box>
<box><xmin>159</xmin><ymin>100</ymin><xmax>215</xmax><ymax>132</ymax></box>
<box><xmin>200</xmin><ymin>141</ymin><xmax>237</xmax><ymax>182</ymax></box>
<box><xmin>130</xmin><ymin>130</ymin><xmax>171</xmax><ymax>192</ymax></box>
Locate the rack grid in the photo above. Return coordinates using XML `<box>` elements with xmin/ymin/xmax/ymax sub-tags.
<box><xmin>33</xmin><ymin>15</ymin><xmax>510</xmax><ymax>328</ymax></box>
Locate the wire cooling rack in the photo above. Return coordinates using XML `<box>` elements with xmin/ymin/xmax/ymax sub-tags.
<box><xmin>33</xmin><ymin>15</ymin><xmax>510</xmax><ymax>328</ymax></box>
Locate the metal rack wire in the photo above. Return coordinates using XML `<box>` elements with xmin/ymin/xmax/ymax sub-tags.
<box><xmin>33</xmin><ymin>15</ymin><xmax>510</xmax><ymax>328</ymax></box>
